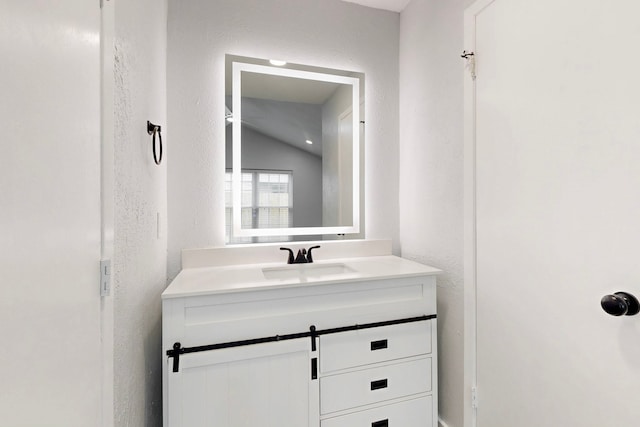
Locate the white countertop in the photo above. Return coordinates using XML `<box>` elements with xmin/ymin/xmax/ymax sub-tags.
<box><xmin>162</xmin><ymin>255</ymin><xmax>441</xmax><ymax>299</ymax></box>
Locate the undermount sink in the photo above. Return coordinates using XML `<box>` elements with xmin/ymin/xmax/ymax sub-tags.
<box><xmin>262</xmin><ymin>263</ymin><xmax>356</xmax><ymax>280</ymax></box>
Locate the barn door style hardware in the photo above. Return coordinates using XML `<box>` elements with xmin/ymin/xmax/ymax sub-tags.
<box><xmin>461</xmin><ymin>50</ymin><xmax>476</xmax><ymax>80</ymax></box>
<box><xmin>166</xmin><ymin>314</ymin><xmax>436</xmax><ymax>372</ymax></box>
<box><xmin>310</xmin><ymin>325</ymin><xmax>318</xmax><ymax>351</ymax></box>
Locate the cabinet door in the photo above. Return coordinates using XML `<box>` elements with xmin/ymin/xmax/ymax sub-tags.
<box><xmin>166</xmin><ymin>338</ymin><xmax>318</xmax><ymax>427</ymax></box>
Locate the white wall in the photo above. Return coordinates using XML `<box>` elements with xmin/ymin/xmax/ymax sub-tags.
<box><xmin>167</xmin><ymin>0</ymin><xmax>400</xmax><ymax>279</ymax></box>
<box><xmin>399</xmin><ymin>0</ymin><xmax>473</xmax><ymax>426</ymax></box>
<box><xmin>113</xmin><ymin>0</ymin><xmax>168</xmax><ymax>425</ymax></box>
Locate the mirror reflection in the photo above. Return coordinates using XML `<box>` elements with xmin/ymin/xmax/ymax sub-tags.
<box><xmin>225</xmin><ymin>55</ymin><xmax>363</xmax><ymax>243</ymax></box>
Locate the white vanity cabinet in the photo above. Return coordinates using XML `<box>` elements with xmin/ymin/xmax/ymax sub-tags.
<box><xmin>162</xmin><ymin>254</ymin><xmax>439</xmax><ymax>427</ymax></box>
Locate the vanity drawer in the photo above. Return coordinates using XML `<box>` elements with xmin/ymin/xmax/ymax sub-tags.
<box><xmin>320</xmin><ymin>357</ymin><xmax>432</xmax><ymax>414</ymax></box>
<box><xmin>321</xmin><ymin>396</ymin><xmax>433</xmax><ymax>427</ymax></box>
<box><xmin>320</xmin><ymin>320</ymin><xmax>432</xmax><ymax>373</ymax></box>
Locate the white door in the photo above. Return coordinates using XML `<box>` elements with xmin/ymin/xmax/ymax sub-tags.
<box><xmin>466</xmin><ymin>0</ymin><xmax>640</xmax><ymax>426</ymax></box>
<box><xmin>338</xmin><ymin>108</ymin><xmax>354</xmax><ymax>225</ymax></box>
<box><xmin>0</xmin><ymin>1</ymin><xmax>104</xmax><ymax>425</ymax></box>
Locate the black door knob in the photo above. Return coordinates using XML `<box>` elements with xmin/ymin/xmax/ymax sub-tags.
<box><xmin>601</xmin><ymin>292</ymin><xmax>640</xmax><ymax>316</ymax></box>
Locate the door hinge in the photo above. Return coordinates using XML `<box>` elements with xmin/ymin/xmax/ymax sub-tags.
<box><xmin>100</xmin><ymin>259</ymin><xmax>111</xmax><ymax>296</ymax></box>
<box><xmin>471</xmin><ymin>386</ymin><xmax>478</xmax><ymax>409</ymax></box>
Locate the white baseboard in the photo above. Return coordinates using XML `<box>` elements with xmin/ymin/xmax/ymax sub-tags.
<box><xmin>439</xmin><ymin>418</ymin><xmax>450</xmax><ymax>427</ymax></box>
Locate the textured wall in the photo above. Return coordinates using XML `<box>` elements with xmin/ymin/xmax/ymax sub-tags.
<box><xmin>167</xmin><ymin>0</ymin><xmax>400</xmax><ymax>279</ymax></box>
<box><xmin>113</xmin><ymin>0</ymin><xmax>168</xmax><ymax>425</ymax></box>
<box><xmin>399</xmin><ymin>0</ymin><xmax>471</xmax><ymax>426</ymax></box>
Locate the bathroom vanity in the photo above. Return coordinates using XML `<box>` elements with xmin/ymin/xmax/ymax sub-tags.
<box><xmin>162</xmin><ymin>241</ymin><xmax>439</xmax><ymax>427</ymax></box>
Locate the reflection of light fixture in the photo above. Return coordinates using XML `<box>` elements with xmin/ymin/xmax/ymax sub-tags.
<box><xmin>305</xmin><ymin>139</ymin><xmax>313</xmax><ymax>145</ymax></box>
<box><xmin>269</xmin><ymin>59</ymin><xmax>287</xmax><ymax>66</ymax></box>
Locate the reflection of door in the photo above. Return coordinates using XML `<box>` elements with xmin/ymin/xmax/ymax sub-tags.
<box><xmin>338</xmin><ymin>108</ymin><xmax>354</xmax><ymax>225</ymax></box>
<box><xmin>467</xmin><ymin>0</ymin><xmax>640</xmax><ymax>426</ymax></box>
<box><xmin>0</xmin><ymin>1</ymin><xmax>104</xmax><ymax>424</ymax></box>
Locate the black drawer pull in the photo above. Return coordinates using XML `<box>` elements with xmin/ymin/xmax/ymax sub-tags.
<box><xmin>370</xmin><ymin>379</ymin><xmax>388</xmax><ymax>390</ymax></box>
<box><xmin>372</xmin><ymin>419</ymin><xmax>388</xmax><ymax>427</ymax></box>
<box><xmin>370</xmin><ymin>339</ymin><xmax>388</xmax><ymax>351</ymax></box>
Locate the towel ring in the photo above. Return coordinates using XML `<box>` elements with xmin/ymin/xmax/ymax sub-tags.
<box><xmin>147</xmin><ymin>121</ymin><xmax>163</xmax><ymax>165</ymax></box>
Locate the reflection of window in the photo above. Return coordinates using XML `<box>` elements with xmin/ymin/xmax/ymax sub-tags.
<box><xmin>225</xmin><ymin>170</ymin><xmax>293</xmax><ymax>244</ymax></box>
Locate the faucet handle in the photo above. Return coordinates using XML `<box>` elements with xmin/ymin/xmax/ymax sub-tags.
<box><xmin>306</xmin><ymin>246</ymin><xmax>321</xmax><ymax>263</ymax></box>
<box><xmin>294</xmin><ymin>249</ymin><xmax>308</xmax><ymax>264</ymax></box>
<box><xmin>280</xmin><ymin>247</ymin><xmax>294</xmax><ymax>264</ymax></box>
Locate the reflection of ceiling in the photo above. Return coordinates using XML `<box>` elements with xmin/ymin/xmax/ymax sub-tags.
<box><xmin>232</xmin><ymin>97</ymin><xmax>323</xmax><ymax>157</ymax></box>
<box><xmin>241</xmin><ymin>72</ymin><xmax>341</xmax><ymax>104</ymax></box>
<box><xmin>339</xmin><ymin>0</ymin><xmax>410</xmax><ymax>12</ymax></box>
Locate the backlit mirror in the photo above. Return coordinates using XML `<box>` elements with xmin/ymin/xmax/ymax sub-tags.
<box><xmin>225</xmin><ymin>55</ymin><xmax>363</xmax><ymax>243</ymax></box>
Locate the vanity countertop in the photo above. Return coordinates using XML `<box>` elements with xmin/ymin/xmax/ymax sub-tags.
<box><xmin>162</xmin><ymin>255</ymin><xmax>441</xmax><ymax>299</ymax></box>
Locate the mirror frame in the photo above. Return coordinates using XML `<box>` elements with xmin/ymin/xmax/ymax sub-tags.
<box><xmin>231</xmin><ymin>61</ymin><xmax>361</xmax><ymax>238</ymax></box>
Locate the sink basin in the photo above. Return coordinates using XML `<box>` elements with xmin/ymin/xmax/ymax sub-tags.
<box><xmin>262</xmin><ymin>263</ymin><xmax>355</xmax><ymax>280</ymax></box>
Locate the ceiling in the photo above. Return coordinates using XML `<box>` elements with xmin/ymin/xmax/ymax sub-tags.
<box><xmin>340</xmin><ymin>0</ymin><xmax>411</xmax><ymax>12</ymax></box>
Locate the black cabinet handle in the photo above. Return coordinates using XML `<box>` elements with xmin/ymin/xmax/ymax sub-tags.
<box><xmin>371</xmin><ymin>339</ymin><xmax>388</xmax><ymax>351</ymax></box>
<box><xmin>311</xmin><ymin>358</ymin><xmax>317</xmax><ymax>380</ymax></box>
<box><xmin>372</xmin><ymin>420</ymin><xmax>388</xmax><ymax>427</ymax></box>
<box><xmin>370</xmin><ymin>379</ymin><xmax>388</xmax><ymax>390</ymax></box>
<box><xmin>601</xmin><ymin>292</ymin><xmax>640</xmax><ymax>316</ymax></box>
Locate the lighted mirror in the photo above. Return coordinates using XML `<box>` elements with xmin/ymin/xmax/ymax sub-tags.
<box><xmin>225</xmin><ymin>55</ymin><xmax>363</xmax><ymax>243</ymax></box>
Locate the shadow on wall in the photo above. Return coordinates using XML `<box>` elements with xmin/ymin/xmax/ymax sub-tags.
<box><xmin>144</xmin><ymin>316</ymin><xmax>163</xmax><ymax>427</ymax></box>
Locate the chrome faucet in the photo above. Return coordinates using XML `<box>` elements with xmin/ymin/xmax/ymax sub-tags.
<box><xmin>280</xmin><ymin>245</ymin><xmax>321</xmax><ymax>264</ymax></box>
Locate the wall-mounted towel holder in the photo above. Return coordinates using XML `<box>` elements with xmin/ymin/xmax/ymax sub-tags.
<box><xmin>147</xmin><ymin>121</ymin><xmax>163</xmax><ymax>165</ymax></box>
